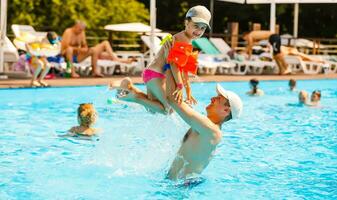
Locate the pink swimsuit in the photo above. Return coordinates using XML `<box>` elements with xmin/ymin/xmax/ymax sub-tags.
<box><xmin>142</xmin><ymin>68</ymin><xmax>166</xmax><ymax>83</ymax></box>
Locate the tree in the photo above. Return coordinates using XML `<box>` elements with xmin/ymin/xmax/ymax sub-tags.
<box><xmin>8</xmin><ymin>0</ymin><xmax>149</xmax><ymax>37</ymax></box>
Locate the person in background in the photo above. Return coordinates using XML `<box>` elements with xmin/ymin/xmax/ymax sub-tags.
<box><xmin>289</xmin><ymin>79</ymin><xmax>297</xmax><ymax>91</ymax></box>
<box><xmin>61</xmin><ymin>21</ymin><xmax>135</xmax><ymax>78</ymax></box>
<box><xmin>27</xmin><ymin>55</ymin><xmax>51</xmax><ymax>87</ymax></box>
<box><xmin>310</xmin><ymin>90</ymin><xmax>321</xmax><ymax>106</ymax></box>
<box><xmin>246</xmin><ymin>78</ymin><xmax>264</xmax><ymax>96</ymax></box>
<box><xmin>298</xmin><ymin>90</ymin><xmax>309</xmax><ymax>105</ymax></box>
<box><xmin>242</xmin><ymin>31</ymin><xmax>290</xmax><ymax>75</ymax></box>
<box><xmin>298</xmin><ymin>90</ymin><xmax>321</xmax><ymax>107</ymax></box>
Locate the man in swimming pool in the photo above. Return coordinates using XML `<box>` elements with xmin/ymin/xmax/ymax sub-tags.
<box><xmin>115</xmin><ymin>72</ymin><xmax>243</xmax><ymax>180</ymax></box>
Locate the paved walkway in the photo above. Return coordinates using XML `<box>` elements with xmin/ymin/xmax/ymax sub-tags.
<box><xmin>0</xmin><ymin>74</ymin><xmax>336</xmax><ymax>88</ymax></box>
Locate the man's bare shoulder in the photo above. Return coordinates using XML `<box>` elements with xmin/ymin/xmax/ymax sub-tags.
<box><xmin>251</xmin><ymin>30</ymin><xmax>273</xmax><ymax>39</ymax></box>
<box><xmin>191</xmin><ymin>120</ymin><xmax>222</xmax><ymax>144</ymax></box>
<box><xmin>63</xmin><ymin>28</ymin><xmax>73</xmax><ymax>35</ymax></box>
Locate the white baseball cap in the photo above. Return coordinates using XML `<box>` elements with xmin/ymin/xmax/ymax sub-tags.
<box><xmin>216</xmin><ymin>84</ymin><xmax>243</xmax><ymax>119</ymax></box>
<box><xmin>186</xmin><ymin>5</ymin><xmax>211</xmax><ymax>30</ymax></box>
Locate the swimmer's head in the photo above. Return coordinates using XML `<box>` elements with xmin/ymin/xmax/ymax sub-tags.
<box><xmin>77</xmin><ymin>103</ymin><xmax>97</xmax><ymax>127</ymax></box>
<box><xmin>249</xmin><ymin>79</ymin><xmax>260</xmax><ymax>94</ymax></box>
<box><xmin>289</xmin><ymin>79</ymin><xmax>296</xmax><ymax>90</ymax></box>
<box><xmin>311</xmin><ymin>90</ymin><xmax>321</xmax><ymax>102</ymax></box>
<box><xmin>299</xmin><ymin>90</ymin><xmax>308</xmax><ymax>104</ymax></box>
<box><xmin>249</xmin><ymin>78</ymin><xmax>259</xmax><ymax>88</ymax></box>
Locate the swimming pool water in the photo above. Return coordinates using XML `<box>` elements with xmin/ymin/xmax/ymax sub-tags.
<box><xmin>0</xmin><ymin>80</ymin><xmax>336</xmax><ymax>199</ymax></box>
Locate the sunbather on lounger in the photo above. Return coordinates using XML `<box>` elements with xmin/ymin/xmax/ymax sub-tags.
<box><xmin>281</xmin><ymin>46</ymin><xmax>325</xmax><ymax>63</ymax></box>
<box><xmin>61</xmin><ymin>21</ymin><xmax>134</xmax><ymax>78</ymax></box>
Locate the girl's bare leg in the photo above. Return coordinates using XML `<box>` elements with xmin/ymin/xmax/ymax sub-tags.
<box><xmin>38</xmin><ymin>58</ymin><xmax>51</xmax><ymax>86</ymax></box>
<box><xmin>109</xmin><ymin>77</ymin><xmax>167</xmax><ymax>114</ymax></box>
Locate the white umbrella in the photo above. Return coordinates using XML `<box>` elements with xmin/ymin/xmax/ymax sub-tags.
<box><xmin>0</xmin><ymin>0</ymin><xmax>8</xmax><ymax>73</ymax></box>
<box><xmin>104</xmin><ymin>22</ymin><xmax>161</xmax><ymax>33</ymax></box>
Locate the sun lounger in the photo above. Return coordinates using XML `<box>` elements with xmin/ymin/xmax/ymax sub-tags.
<box><xmin>3</xmin><ymin>36</ymin><xmax>19</xmax><ymax>65</ymax></box>
<box><xmin>310</xmin><ymin>55</ymin><xmax>337</xmax><ymax>74</ymax></box>
<box><xmin>210</xmin><ymin>37</ymin><xmax>277</xmax><ymax>75</ymax></box>
<box><xmin>192</xmin><ymin>38</ymin><xmax>235</xmax><ymax>75</ymax></box>
<box><xmin>284</xmin><ymin>55</ymin><xmax>324</xmax><ymax>75</ymax></box>
<box><xmin>12</xmin><ymin>24</ymin><xmax>143</xmax><ymax>76</ymax></box>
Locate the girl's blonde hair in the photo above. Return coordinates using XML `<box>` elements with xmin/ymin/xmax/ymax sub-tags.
<box><xmin>77</xmin><ymin>103</ymin><xmax>97</xmax><ymax>127</ymax></box>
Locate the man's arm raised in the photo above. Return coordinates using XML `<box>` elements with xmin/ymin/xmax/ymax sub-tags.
<box><xmin>165</xmin><ymin>71</ymin><xmax>221</xmax><ymax>137</ymax></box>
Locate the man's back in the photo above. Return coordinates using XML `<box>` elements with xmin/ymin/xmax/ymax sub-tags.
<box><xmin>167</xmin><ymin>127</ymin><xmax>221</xmax><ymax>180</ymax></box>
<box><xmin>249</xmin><ymin>30</ymin><xmax>273</xmax><ymax>41</ymax></box>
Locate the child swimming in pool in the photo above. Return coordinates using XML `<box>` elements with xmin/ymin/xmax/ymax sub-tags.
<box><xmin>298</xmin><ymin>90</ymin><xmax>321</xmax><ymax>107</ymax></box>
<box><xmin>110</xmin><ymin>5</ymin><xmax>211</xmax><ymax>114</ymax></box>
<box><xmin>66</xmin><ymin>103</ymin><xmax>98</xmax><ymax>137</ymax></box>
<box><xmin>298</xmin><ymin>90</ymin><xmax>309</xmax><ymax>105</ymax></box>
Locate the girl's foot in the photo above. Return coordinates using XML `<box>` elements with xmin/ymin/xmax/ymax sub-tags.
<box><xmin>109</xmin><ymin>77</ymin><xmax>132</xmax><ymax>90</ymax></box>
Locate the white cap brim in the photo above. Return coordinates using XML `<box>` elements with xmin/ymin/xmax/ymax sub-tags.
<box><xmin>190</xmin><ymin>17</ymin><xmax>211</xmax><ymax>30</ymax></box>
<box><xmin>216</xmin><ymin>84</ymin><xmax>243</xmax><ymax>119</ymax></box>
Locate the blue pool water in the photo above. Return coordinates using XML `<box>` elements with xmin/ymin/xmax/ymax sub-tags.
<box><xmin>0</xmin><ymin>79</ymin><xmax>337</xmax><ymax>199</ymax></box>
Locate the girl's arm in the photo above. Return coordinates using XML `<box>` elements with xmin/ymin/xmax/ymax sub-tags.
<box><xmin>183</xmin><ymin>71</ymin><xmax>197</xmax><ymax>105</ymax></box>
<box><xmin>170</xmin><ymin>63</ymin><xmax>184</xmax><ymax>104</ymax></box>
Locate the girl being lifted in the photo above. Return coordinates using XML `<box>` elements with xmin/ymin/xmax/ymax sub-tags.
<box><xmin>110</xmin><ymin>5</ymin><xmax>211</xmax><ymax>114</ymax></box>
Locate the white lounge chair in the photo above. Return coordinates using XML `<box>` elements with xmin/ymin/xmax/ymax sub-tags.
<box><xmin>3</xmin><ymin>36</ymin><xmax>19</xmax><ymax>65</ymax></box>
<box><xmin>11</xmin><ymin>24</ymin><xmax>143</xmax><ymax>76</ymax></box>
<box><xmin>115</xmin><ymin>51</ymin><xmax>145</xmax><ymax>75</ymax></box>
<box><xmin>193</xmin><ymin>38</ymin><xmax>236</xmax><ymax>75</ymax></box>
<box><xmin>140</xmin><ymin>35</ymin><xmax>162</xmax><ymax>68</ymax></box>
<box><xmin>285</xmin><ymin>55</ymin><xmax>323</xmax><ymax>75</ymax></box>
<box><xmin>1</xmin><ymin>36</ymin><xmax>20</xmax><ymax>78</ymax></box>
<box><xmin>12</xmin><ymin>24</ymin><xmax>47</xmax><ymax>51</ymax></box>
<box><xmin>140</xmin><ymin>35</ymin><xmax>162</xmax><ymax>55</ymax></box>
<box><xmin>210</xmin><ymin>37</ymin><xmax>277</xmax><ymax>75</ymax></box>
<box><xmin>310</xmin><ymin>55</ymin><xmax>337</xmax><ymax>74</ymax></box>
